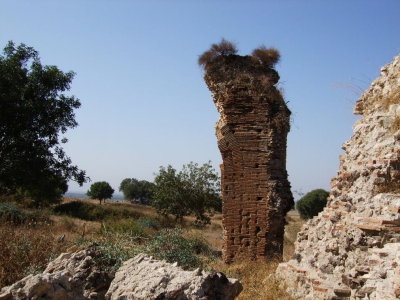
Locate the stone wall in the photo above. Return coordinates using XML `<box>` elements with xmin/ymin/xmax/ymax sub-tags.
<box><xmin>277</xmin><ymin>55</ymin><xmax>400</xmax><ymax>299</ymax></box>
<box><xmin>203</xmin><ymin>55</ymin><xmax>293</xmax><ymax>263</ymax></box>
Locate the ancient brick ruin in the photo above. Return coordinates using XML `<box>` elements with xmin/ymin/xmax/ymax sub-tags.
<box><xmin>201</xmin><ymin>47</ymin><xmax>293</xmax><ymax>263</ymax></box>
<box><xmin>277</xmin><ymin>56</ymin><xmax>400</xmax><ymax>299</ymax></box>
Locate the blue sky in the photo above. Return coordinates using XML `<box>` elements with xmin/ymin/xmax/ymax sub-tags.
<box><xmin>1</xmin><ymin>0</ymin><xmax>399</xmax><ymax>197</ymax></box>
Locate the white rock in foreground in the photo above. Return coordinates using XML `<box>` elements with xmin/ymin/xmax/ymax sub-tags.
<box><xmin>0</xmin><ymin>246</ymin><xmax>112</xmax><ymax>300</ymax></box>
<box><xmin>106</xmin><ymin>253</ymin><xmax>242</xmax><ymax>300</ymax></box>
<box><xmin>0</xmin><ymin>247</ymin><xmax>242</xmax><ymax>300</ymax></box>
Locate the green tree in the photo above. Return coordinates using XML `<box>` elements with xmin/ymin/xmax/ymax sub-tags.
<box><xmin>119</xmin><ymin>178</ymin><xmax>154</xmax><ymax>205</ymax></box>
<box><xmin>0</xmin><ymin>41</ymin><xmax>87</xmax><ymax>206</ymax></box>
<box><xmin>152</xmin><ymin>162</ymin><xmax>221</xmax><ymax>224</ymax></box>
<box><xmin>87</xmin><ymin>181</ymin><xmax>114</xmax><ymax>205</ymax></box>
<box><xmin>296</xmin><ymin>189</ymin><xmax>329</xmax><ymax>219</ymax></box>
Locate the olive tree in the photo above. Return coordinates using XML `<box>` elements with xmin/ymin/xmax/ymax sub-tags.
<box><xmin>119</xmin><ymin>178</ymin><xmax>154</xmax><ymax>205</ymax></box>
<box><xmin>87</xmin><ymin>181</ymin><xmax>114</xmax><ymax>205</ymax></box>
<box><xmin>296</xmin><ymin>189</ymin><xmax>329</xmax><ymax>219</ymax></box>
<box><xmin>152</xmin><ymin>161</ymin><xmax>221</xmax><ymax>224</ymax></box>
<box><xmin>0</xmin><ymin>41</ymin><xmax>87</xmax><ymax>206</ymax></box>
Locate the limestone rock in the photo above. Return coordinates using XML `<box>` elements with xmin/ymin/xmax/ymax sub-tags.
<box><xmin>0</xmin><ymin>246</ymin><xmax>112</xmax><ymax>300</ymax></box>
<box><xmin>277</xmin><ymin>55</ymin><xmax>400</xmax><ymax>299</ymax></box>
<box><xmin>105</xmin><ymin>253</ymin><xmax>242</xmax><ymax>300</ymax></box>
<box><xmin>0</xmin><ymin>249</ymin><xmax>242</xmax><ymax>300</ymax></box>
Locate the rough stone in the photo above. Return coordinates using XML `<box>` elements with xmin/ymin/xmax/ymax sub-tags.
<box><xmin>0</xmin><ymin>249</ymin><xmax>242</xmax><ymax>300</ymax></box>
<box><xmin>277</xmin><ymin>55</ymin><xmax>400</xmax><ymax>299</ymax></box>
<box><xmin>0</xmin><ymin>246</ymin><xmax>112</xmax><ymax>300</ymax></box>
<box><xmin>203</xmin><ymin>54</ymin><xmax>294</xmax><ymax>263</ymax></box>
<box><xmin>105</xmin><ymin>253</ymin><xmax>242</xmax><ymax>300</ymax></box>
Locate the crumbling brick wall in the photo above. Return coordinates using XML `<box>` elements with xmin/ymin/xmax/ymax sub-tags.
<box><xmin>277</xmin><ymin>56</ymin><xmax>400</xmax><ymax>299</ymax></box>
<box><xmin>203</xmin><ymin>54</ymin><xmax>293</xmax><ymax>263</ymax></box>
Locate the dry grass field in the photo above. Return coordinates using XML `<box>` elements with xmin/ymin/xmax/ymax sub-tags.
<box><xmin>0</xmin><ymin>198</ymin><xmax>305</xmax><ymax>299</ymax></box>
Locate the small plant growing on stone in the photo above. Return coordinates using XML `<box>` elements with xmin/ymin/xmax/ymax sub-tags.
<box><xmin>198</xmin><ymin>38</ymin><xmax>238</xmax><ymax>68</ymax></box>
<box><xmin>382</xmin><ymin>86</ymin><xmax>400</xmax><ymax>110</ymax></box>
<box><xmin>251</xmin><ymin>46</ymin><xmax>280</xmax><ymax>68</ymax></box>
<box><xmin>296</xmin><ymin>189</ymin><xmax>329</xmax><ymax>219</ymax></box>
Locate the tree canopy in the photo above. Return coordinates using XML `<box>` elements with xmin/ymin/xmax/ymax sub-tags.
<box><xmin>0</xmin><ymin>41</ymin><xmax>87</xmax><ymax>206</ymax></box>
<box><xmin>296</xmin><ymin>189</ymin><xmax>329</xmax><ymax>219</ymax></box>
<box><xmin>119</xmin><ymin>178</ymin><xmax>154</xmax><ymax>205</ymax></box>
<box><xmin>87</xmin><ymin>181</ymin><xmax>114</xmax><ymax>204</ymax></box>
<box><xmin>152</xmin><ymin>162</ymin><xmax>221</xmax><ymax>224</ymax></box>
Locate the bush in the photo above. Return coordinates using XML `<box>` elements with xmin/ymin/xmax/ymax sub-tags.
<box><xmin>137</xmin><ymin>217</ymin><xmax>161</xmax><ymax>230</ymax></box>
<box><xmin>76</xmin><ymin>238</ymin><xmax>142</xmax><ymax>272</ymax></box>
<box><xmin>0</xmin><ymin>204</ymin><xmax>51</xmax><ymax>225</ymax></box>
<box><xmin>100</xmin><ymin>218</ymin><xmax>146</xmax><ymax>238</ymax></box>
<box><xmin>296</xmin><ymin>189</ymin><xmax>329</xmax><ymax>219</ymax></box>
<box><xmin>0</xmin><ymin>204</ymin><xmax>25</xmax><ymax>224</ymax></box>
<box><xmin>53</xmin><ymin>200</ymin><xmax>141</xmax><ymax>221</ymax></box>
<box><xmin>146</xmin><ymin>228</ymin><xmax>214</xmax><ymax>269</ymax></box>
<box><xmin>251</xmin><ymin>46</ymin><xmax>280</xmax><ymax>68</ymax></box>
<box><xmin>198</xmin><ymin>39</ymin><xmax>238</xmax><ymax>68</ymax></box>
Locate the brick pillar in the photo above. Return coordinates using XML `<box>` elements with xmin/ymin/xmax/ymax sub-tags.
<box><xmin>203</xmin><ymin>55</ymin><xmax>293</xmax><ymax>263</ymax></box>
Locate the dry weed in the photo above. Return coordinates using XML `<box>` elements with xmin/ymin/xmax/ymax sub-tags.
<box><xmin>382</xmin><ymin>86</ymin><xmax>400</xmax><ymax>109</ymax></box>
<box><xmin>391</xmin><ymin>116</ymin><xmax>400</xmax><ymax>133</ymax></box>
<box><xmin>0</xmin><ymin>225</ymin><xmax>68</xmax><ymax>288</ymax></box>
<box><xmin>210</xmin><ymin>259</ymin><xmax>293</xmax><ymax>300</ymax></box>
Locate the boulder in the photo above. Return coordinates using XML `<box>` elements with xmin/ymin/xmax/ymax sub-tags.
<box><xmin>0</xmin><ymin>248</ymin><xmax>242</xmax><ymax>300</ymax></box>
<box><xmin>106</xmin><ymin>253</ymin><xmax>242</xmax><ymax>300</ymax></box>
<box><xmin>0</xmin><ymin>246</ymin><xmax>112</xmax><ymax>300</ymax></box>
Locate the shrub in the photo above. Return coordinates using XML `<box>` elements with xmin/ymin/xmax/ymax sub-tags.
<box><xmin>198</xmin><ymin>39</ymin><xmax>238</xmax><ymax>68</ymax></box>
<box><xmin>296</xmin><ymin>189</ymin><xmax>329</xmax><ymax>219</ymax></box>
<box><xmin>137</xmin><ymin>217</ymin><xmax>161</xmax><ymax>230</ymax></box>
<box><xmin>76</xmin><ymin>238</ymin><xmax>142</xmax><ymax>272</ymax></box>
<box><xmin>100</xmin><ymin>218</ymin><xmax>146</xmax><ymax>238</ymax></box>
<box><xmin>0</xmin><ymin>204</ymin><xmax>25</xmax><ymax>224</ymax></box>
<box><xmin>251</xmin><ymin>46</ymin><xmax>280</xmax><ymax>68</ymax></box>
<box><xmin>0</xmin><ymin>204</ymin><xmax>51</xmax><ymax>225</ymax></box>
<box><xmin>53</xmin><ymin>200</ymin><xmax>142</xmax><ymax>221</ymax></box>
<box><xmin>146</xmin><ymin>228</ymin><xmax>215</xmax><ymax>269</ymax></box>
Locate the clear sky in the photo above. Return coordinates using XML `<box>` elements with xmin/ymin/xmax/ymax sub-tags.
<box><xmin>1</xmin><ymin>0</ymin><xmax>399</xmax><ymax>197</ymax></box>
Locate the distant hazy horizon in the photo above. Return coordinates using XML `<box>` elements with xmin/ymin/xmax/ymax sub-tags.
<box><xmin>64</xmin><ymin>191</ymin><xmax>124</xmax><ymax>201</ymax></box>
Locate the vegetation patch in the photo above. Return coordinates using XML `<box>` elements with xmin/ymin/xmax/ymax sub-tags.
<box><xmin>210</xmin><ymin>259</ymin><xmax>293</xmax><ymax>300</ymax></box>
<box><xmin>0</xmin><ymin>204</ymin><xmax>51</xmax><ymax>226</ymax></box>
<box><xmin>391</xmin><ymin>116</ymin><xmax>400</xmax><ymax>133</ymax></box>
<box><xmin>0</xmin><ymin>224</ymin><xmax>67</xmax><ymax>287</ymax></box>
<box><xmin>54</xmin><ymin>200</ymin><xmax>142</xmax><ymax>221</ymax></box>
<box><xmin>382</xmin><ymin>86</ymin><xmax>400</xmax><ymax>109</ymax></box>
<box><xmin>76</xmin><ymin>237</ymin><xmax>142</xmax><ymax>272</ymax></box>
<box><xmin>296</xmin><ymin>189</ymin><xmax>329</xmax><ymax>219</ymax></box>
<box><xmin>146</xmin><ymin>228</ymin><xmax>216</xmax><ymax>269</ymax></box>
<box><xmin>100</xmin><ymin>218</ymin><xmax>147</xmax><ymax>239</ymax></box>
